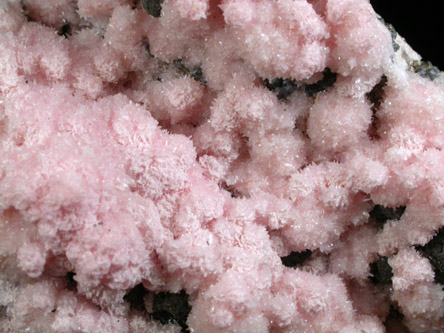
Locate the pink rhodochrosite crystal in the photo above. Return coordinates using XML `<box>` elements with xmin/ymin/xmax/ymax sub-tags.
<box><xmin>1</xmin><ymin>0</ymin><xmax>444</xmax><ymax>332</ymax></box>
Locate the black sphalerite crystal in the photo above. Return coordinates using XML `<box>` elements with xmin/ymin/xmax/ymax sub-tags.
<box><xmin>263</xmin><ymin>78</ymin><xmax>297</xmax><ymax>100</ymax></box>
<box><xmin>384</xmin><ymin>22</ymin><xmax>400</xmax><ymax>52</ymax></box>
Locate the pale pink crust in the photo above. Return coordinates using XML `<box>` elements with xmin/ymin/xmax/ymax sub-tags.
<box><xmin>281</xmin><ymin>162</ymin><xmax>371</xmax><ymax>252</ymax></box>
<box><xmin>129</xmin><ymin>314</ymin><xmax>182</xmax><ymax>333</ymax></box>
<box><xmin>325</xmin><ymin>0</ymin><xmax>392</xmax><ymax>97</ymax></box>
<box><xmin>104</xmin><ymin>5</ymin><xmax>150</xmax><ymax>59</ymax></box>
<box><xmin>220</xmin><ymin>0</ymin><xmax>329</xmax><ymax>80</ymax></box>
<box><xmin>389</xmin><ymin>249</ymin><xmax>444</xmax><ymax>332</ymax></box>
<box><xmin>17</xmin><ymin>23</ymin><xmax>71</xmax><ymax>81</ymax></box>
<box><xmin>77</xmin><ymin>0</ymin><xmax>133</xmax><ymax>19</ymax></box>
<box><xmin>145</xmin><ymin>77</ymin><xmax>205</xmax><ymax>125</ymax></box>
<box><xmin>307</xmin><ymin>90</ymin><xmax>372</xmax><ymax>153</ymax></box>
<box><xmin>378</xmin><ymin>74</ymin><xmax>444</xmax><ymax>150</ymax></box>
<box><xmin>21</xmin><ymin>0</ymin><xmax>79</xmax><ymax>28</ymax></box>
<box><xmin>146</xmin><ymin>0</ymin><xmax>215</xmax><ymax>64</ymax></box>
<box><xmin>377</xmin><ymin>196</ymin><xmax>444</xmax><ymax>256</ymax></box>
<box><xmin>0</xmin><ymin>33</ymin><xmax>19</xmax><ymax>91</ymax></box>
<box><xmin>17</xmin><ymin>243</ymin><xmax>47</xmax><ymax>278</ymax></box>
<box><xmin>346</xmin><ymin>279</ymin><xmax>391</xmax><ymax>320</ymax></box>
<box><xmin>1</xmin><ymin>0</ymin><xmax>444</xmax><ymax>332</ymax></box>
<box><xmin>0</xmin><ymin>1</ymin><xmax>26</xmax><ymax>34</ymax></box>
<box><xmin>329</xmin><ymin>225</ymin><xmax>379</xmax><ymax>280</ymax></box>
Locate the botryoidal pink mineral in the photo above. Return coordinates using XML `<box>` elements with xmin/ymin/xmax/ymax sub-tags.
<box><xmin>1</xmin><ymin>0</ymin><xmax>444</xmax><ymax>332</ymax></box>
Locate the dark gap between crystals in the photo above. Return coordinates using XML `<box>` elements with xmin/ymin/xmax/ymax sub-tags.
<box><xmin>65</xmin><ymin>271</ymin><xmax>77</xmax><ymax>291</ymax></box>
<box><xmin>151</xmin><ymin>290</ymin><xmax>191</xmax><ymax>331</ymax></box>
<box><xmin>143</xmin><ymin>40</ymin><xmax>155</xmax><ymax>58</ymax></box>
<box><xmin>221</xmin><ymin>183</ymin><xmax>239</xmax><ymax>198</ymax></box>
<box><xmin>369</xmin><ymin>256</ymin><xmax>393</xmax><ymax>285</ymax></box>
<box><xmin>304</xmin><ymin>68</ymin><xmax>337</xmax><ymax>97</ymax></box>
<box><xmin>383</xmin><ymin>305</ymin><xmax>408</xmax><ymax>333</ymax></box>
<box><xmin>281</xmin><ymin>250</ymin><xmax>312</xmax><ymax>268</ymax></box>
<box><xmin>0</xmin><ymin>305</ymin><xmax>6</xmax><ymax>318</ymax></box>
<box><xmin>366</xmin><ymin>75</ymin><xmax>388</xmax><ymax>140</ymax></box>
<box><xmin>416</xmin><ymin>227</ymin><xmax>444</xmax><ymax>285</ymax></box>
<box><xmin>366</xmin><ymin>75</ymin><xmax>387</xmax><ymax>112</ymax></box>
<box><xmin>21</xmin><ymin>3</ymin><xmax>34</xmax><ymax>23</ymax></box>
<box><xmin>369</xmin><ymin>204</ymin><xmax>405</xmax><ymax>228</ymax></box>
<box><xmin>141</xmin><ymin>0</ymin><xmax>164</xmax><ymax>17</ymax></box>
<box><xmin>123</xmin><ymin>283</ymin><xmax>148</xmax><ymax>312</ymax></box>
<box><xmin>58</xmin><ymin>24</ymin><xmax>72</xmax><ymax>38</ymax></box>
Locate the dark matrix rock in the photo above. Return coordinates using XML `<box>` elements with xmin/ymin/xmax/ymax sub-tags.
<box><xmin>412</xmin><ymin>60</ymin><xmax>440</xmax><ymax>81</ymax></box>
<box><xmin>173</xmin><ymin>59</ymin><xmax>206</xmax><ymax>85</ymax></box>
<box><xmin>263</xmin><ymin>78</ymin><xmax>297</xmax><ymax>100</ymax></box>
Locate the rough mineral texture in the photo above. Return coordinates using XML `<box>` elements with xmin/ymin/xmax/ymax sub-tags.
<box><xmin>1</xmin><ymin>0</ymin><xmax>443</xmax><ymax>332</ymax></box>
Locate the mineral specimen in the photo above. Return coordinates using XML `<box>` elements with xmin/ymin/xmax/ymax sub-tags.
<box><xmin>1</xmin><ymin>0</ymin><xmax>444</xmax><ymax>332</ymax></box>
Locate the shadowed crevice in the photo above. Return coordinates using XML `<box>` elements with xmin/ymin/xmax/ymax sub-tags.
<box><xmin>65</xmin><ymin>272</ymin><xmax>77</xmax><ymax>292</ymax></box>
<box><xmin>141</xmin><ymin>0</ymin><xmax>164</xmax><ymax>17</ymax></box>
<box><xmin>369</xmin><ymin>204</ymin><xmax>406</xmax><ymax>228</ymax></box>
<box><xmin>151</xmin><ymin>290</ymin><xmax>191</xmax><ymax>332</ymax></box>
<box><xmin>281</xmin><ymin>250</ymin><xmax>312</xmax><ymax>268</ymax></box>
<box><xmin>304</xmin><ymin>68</ymin><xmax>337</xmax><ymax>97</ymax></box>
<box><xmin>124</xmin><ymin>283</ymin><xmax>148</xmax><ymax>312</ymax></box>
<box><xmin>369</xmin><ymin>256</ymin><xmax>393</xmax><ymax>285</ymax></box>
<box><xmin>366</xmin><ymin>75</ymin><xmax>388</xmax><ymax>140</ymax></box>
